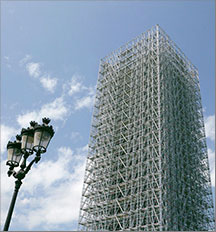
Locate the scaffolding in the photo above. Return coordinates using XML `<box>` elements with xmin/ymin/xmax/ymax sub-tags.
<box><xmin>78</xmin><ymin>25</ymin><xmax>215</xmax><ymax>231</ymax></box>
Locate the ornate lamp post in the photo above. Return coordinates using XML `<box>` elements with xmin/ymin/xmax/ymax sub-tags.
<box><xmin>3</xmin><ymin>118</ymin><xmax>54</xmax><ymax>231</ymax></box>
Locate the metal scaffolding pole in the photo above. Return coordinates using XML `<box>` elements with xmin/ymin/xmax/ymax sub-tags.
<box><xmin>78</xmin><ymin>25</ymin><xmax>215</xmax><ymax>231</ymax></box>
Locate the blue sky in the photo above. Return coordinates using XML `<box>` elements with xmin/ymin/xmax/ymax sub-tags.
<box><xmin>1</xmin><ymin>1</ymin><xmax>215</xmax><ymax>230</ymax></box>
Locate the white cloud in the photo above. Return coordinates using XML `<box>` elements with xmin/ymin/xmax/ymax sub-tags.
<box><xmin>19</xmin><ymin>54</ymin><xmax>32</xmax><ymax>66</ymax></box>
<box><xmin>4</xmin><ymin>56</ymin><xmax>12</xmax><ymax>69</ymax></box>
<box><xmin>40</xmin><ymin>75</ymin><xmax>58</xmax><ymax>93</ymax></box>
<box><xmin>205</xmin><ymin>115</ymin><xmax>215</xmax><ymax>142</ymax></box>
<box><xmin>26</xmin><ymin>62</ymin><xmax>41</xmax><ymax>78</ymax></box>
<box><xmin>21</xmin><ymin>147</ymin><xmax>74</xmax><ymax>194</ymax></box>
<box><xmin>68</xmin><ymin>76</ymin><xmax>83</xmax><ymax>96</ymax></box>
<box><xmin>204</xmin><ymin>115</ymin><xmax>215</xmax><ymax>187</ymax></box>
<box><xmin>75</xmin><ymin>95</ymin><xmax>95</xmax><ymax>110</ymax></box>
<box><xmin>17</xmin><ymin>97</ymin><xmax>68</xmax><ymax>128</ymax></box>
<box><xmin>0</xmin><ymin>125</ymin><xmax>19</xmax><ymax>154</ymax></box>
<box><xmin>208</xmin><ymin>148</ymin><xmax>215</xmax><ymax>187</ymax></box>
<box><xmin>0</xmin><ymin>145</ymin><xmax>87</xmax><ymax>230</ymax></box>
<box><xmin>74</xmin><ymin>85</ymin><xmax>96</xmax><ymax>110</ymax></box>
<box><xmin>62</xmin><ymin>75</ymin><xmax>96</xmax><ymax>111</ymax></box>
<box><xmin>65</xmin><ymin>75</ymin><xmax>95</xmax><ymax>97</ymax></box>
<box><xmin>22</xmin><ymin>56</ymin><xmax>58</xmax><ymax>93</ymax></box>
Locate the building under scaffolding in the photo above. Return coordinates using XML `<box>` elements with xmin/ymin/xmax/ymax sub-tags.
<box><xmin>78</xmin><ymin>25</ymin><xmax>215</xmax><ymax>231</ymax></box>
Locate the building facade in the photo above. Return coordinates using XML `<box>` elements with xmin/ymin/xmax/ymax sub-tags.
<box><xmin>78</xmin><ymin>25</ymin><xmax>215</xmax><ymax>231</ymax></box>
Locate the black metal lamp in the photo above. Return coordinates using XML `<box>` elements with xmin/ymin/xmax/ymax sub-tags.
<box><xmin>4</xmin><ymin>118</ymin><xmax>55</xmax><ymax>231</ymax></box>
<box><xmin>6</xmin><ymin>135</ymin><xmax>22</xmax><ymax>167</ymax></box>
<box><xmin>33</xmin><ymin>118</ymin><xmax>55</xmax><ymax>153</ymax></box>
<box><xmin>20</xmin><ymin>121</ymin><xmax>36</xmax><ymax>154</ymax></box>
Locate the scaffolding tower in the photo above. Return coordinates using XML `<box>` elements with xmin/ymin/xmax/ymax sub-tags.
<box><xmin>78</xmin><ymin>25</ymin><xmax>215</xmax><ymax>231</ymax></box>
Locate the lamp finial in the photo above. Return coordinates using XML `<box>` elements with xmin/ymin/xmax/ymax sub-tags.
<box><xmin>42</xmin><ymin>118</ymin><xmax>51</xmax><ymax>125</ymax></box>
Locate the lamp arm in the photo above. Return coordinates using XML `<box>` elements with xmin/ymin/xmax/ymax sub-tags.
<box><xmin>20</xmin><ymin>152</ymin><xmax>30</xmax><ymax>170</ymax></box>
<box><xmin>24</xmin><ymin>150</ymin><xmax>41</xmax><ymax>175</ymax></box>
<box><xmin>9</xmin><ymin>150</ymin><xmax>41</xmax><ymax>180</ymax></box>
<box><xmin>24</xmin><ymin>159</ymin><xmax>35</xmax><ymax>175</ymax></box>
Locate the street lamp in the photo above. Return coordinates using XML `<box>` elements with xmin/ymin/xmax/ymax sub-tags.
<box><xmin>3</xmin><ymin>118</ymin><xmax>54</xmax><ymax>231</ymax></box>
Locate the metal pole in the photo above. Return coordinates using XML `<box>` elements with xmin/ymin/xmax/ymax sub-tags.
<box><xmin>3</xmin><ymin>179</ymin><xmax>22</xmax><ymax>231</ymax></box>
